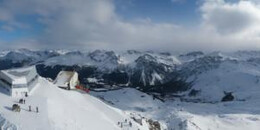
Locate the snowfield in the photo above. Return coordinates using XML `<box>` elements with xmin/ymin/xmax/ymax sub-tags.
<box><xmin>0</xmin><ymin>78</ymin><xmax>149</xmax><ymax>130</ymax></box>
<box><xmin>185</xmin><ymin>60</ymin><xmax>260</xmax><ymax>102</ymax></box>
<box><xmin>92</xmin><ymin>88</ymin><xmax>260</xmax><ymax>130</ymax></box>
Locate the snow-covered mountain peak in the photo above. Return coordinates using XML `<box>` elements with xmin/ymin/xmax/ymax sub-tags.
<box><xmin>89</xmin><ymin>50</ymin><xmax>120</xmax><ymax>64</ymax></box>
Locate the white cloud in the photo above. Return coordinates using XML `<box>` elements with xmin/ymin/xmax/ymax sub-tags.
<box><xmin>1</xmin><ymin>0</ymin><xmax>260</xmax><ymax>51</ymax></box>
<box><xmin>199</xmin><ymin>0</ymin><xmax>260</xmax><ymax>50</ymax></box>
<box><xmin>201</xmin><ymin>1</ymin><xmax>260</xmax><ymax>34</ymax></box>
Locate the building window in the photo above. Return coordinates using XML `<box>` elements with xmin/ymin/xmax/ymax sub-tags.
<box><xmin>12</xmin><ymin>84</ymin><xmax>27</xmax><ymax>88</ymax></box>
<box><xmin>0</xmin><ymin>78</ymin><xmax>12</xmax><ymax>87</ymax></box>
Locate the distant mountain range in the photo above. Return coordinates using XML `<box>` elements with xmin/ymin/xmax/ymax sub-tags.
<box><xmin>2</xmin><ymin>49</ymin><xmax>260</xmax><ymax>102</ymax></box>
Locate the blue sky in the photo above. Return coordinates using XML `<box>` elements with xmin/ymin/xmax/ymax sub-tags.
<box><xmin>115</xmin><ymin>0</ymin><xmax>200</xmax><ymax>25</ymax></box>
<box><xmin>0</xmin><ymin>0</ymin><xmax>260</xmax><ymax>51</ymax></box>
<box><xmin>0</xmin><ymin>14</ymin><xmax>45</xmax><ymax>42</ymax></box>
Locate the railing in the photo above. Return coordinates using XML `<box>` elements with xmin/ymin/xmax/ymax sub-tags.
<box><xmin>12</xmin><ymin>84</ymin><xmax>27</xmax><ymax>88</ymax></box>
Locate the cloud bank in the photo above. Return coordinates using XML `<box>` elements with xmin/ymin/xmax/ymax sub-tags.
<box><xmin>1</xmin><ymin>0</ymin><xmax>260</xmax><ymax>51</ymax></box>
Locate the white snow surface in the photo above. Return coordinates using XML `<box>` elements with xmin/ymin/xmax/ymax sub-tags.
<box><xmin>92</xmin><ymin>88</ymin><xmax>260</xmax><ymax>130</ymax></box>
<box><xmin>0</xmin><ymin>78</ymin><xmax>149</xmax><ymax>130</ymax></box>
<box><xmin>0</xmin><ymin>51</ymin><xmax>9</xmax><ymax>57</ymax></box>
<box><xmin>186</xmin><ymin>60</ymin><xmax>260</xmax><ymax>102</ymax></box>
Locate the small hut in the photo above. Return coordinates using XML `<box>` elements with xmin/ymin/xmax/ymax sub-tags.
<box><xmin>54</xmin><ymin>71</ymin><xmax>79</xmax><ymax>90</ymax></box>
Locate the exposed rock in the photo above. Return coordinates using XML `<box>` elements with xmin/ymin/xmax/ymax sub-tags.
<box><xmin>221</xmin><ymin>92</ymin><xmax>234</xmax><ymax>102</ymax></box>
<box><xmin>148</xmin><ymin>119</ymin><xmax>161</xmax><ymax>130</ymax></box>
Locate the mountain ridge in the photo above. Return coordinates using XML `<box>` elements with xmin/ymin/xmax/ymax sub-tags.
<box><xmin>1</xmin><ymin>49</ymin><xmax>260</xmax><ymax>102</ymax></box>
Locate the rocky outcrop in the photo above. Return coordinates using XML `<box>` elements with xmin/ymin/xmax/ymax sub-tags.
<box><xmin>221</xmin><ymin>92</ymin><xmax>235</xmax><ymax>102</ymax></box>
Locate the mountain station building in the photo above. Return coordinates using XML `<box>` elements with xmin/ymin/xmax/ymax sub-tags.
<box><xmin>0</xmin><ymin>66</ymin><xmax>39</xmax><ymax>97</ymax></box>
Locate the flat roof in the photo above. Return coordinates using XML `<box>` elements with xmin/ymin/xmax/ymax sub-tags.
<box><xmin>1</xmin><ymin>66</ymin><xmax>36</xmax><ymax>84</ymax></box>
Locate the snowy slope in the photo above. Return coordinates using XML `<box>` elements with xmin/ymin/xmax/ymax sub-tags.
<box><xmin>0</xmin><ymin>77</ymin><xmax>149</xmax><ymax>130</ymax></box>
<box><xmin>92</xmin><ymin>88</ymin><xmax>164</xmax><ymax>111</ymax></box>
<box><xmin>0</xmin><ymin>51</ymin><xmax>9</xmax><ymax>58</ymax></box>
<box><xmin>92</xmin><ymin>88</ymin><xmax>260</xmax><ymax>130</ymax></box>
<box><xmin>182</xmin><ymin>58</ymin><xmax>260</xmax><ymax>102</ymax></box>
